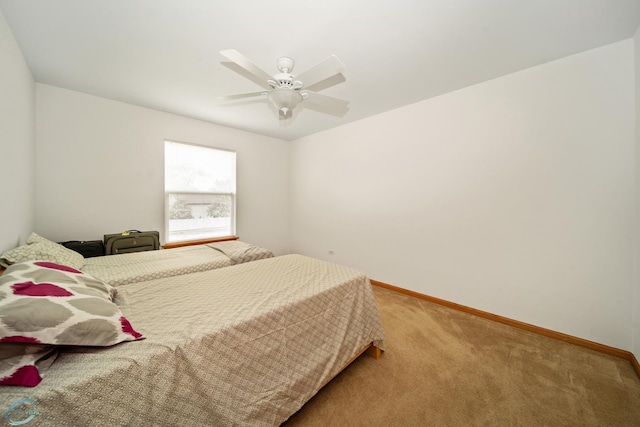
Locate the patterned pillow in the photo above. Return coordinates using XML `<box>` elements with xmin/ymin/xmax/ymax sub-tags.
<box><xmin>0</xmin><ymin>343</ymin><xmax>58</xmax><ymax>387</ymax></box>
<box><xmin>0</xmin><ymin>233</ymin><xmax>85</xmax><ymax>269</ymax></box>
<box><xmin>28</xmin><ymin>232</ymin><xmax>85</xmax><ymax>269</ymax></box>
<box><xmin>25</xmin><ymin>232</ymin><xmax>48</xmax><ymax>245</ymax></box>
<box><xmin>0</xmin><ymin>261</ymin><xmax>144</xmax><ymax>348</ymax></box>
<box><xmin>0</xmin><ymin>243</ymin><xmax>35</xmax><ymax>268</ymax></box>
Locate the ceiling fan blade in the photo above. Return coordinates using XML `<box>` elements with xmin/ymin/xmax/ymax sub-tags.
<box><xmin>218</xmin><ymin>91</ymin><xmax>265</xmax><ymax>101</ymax></box>
<box><xmin>303</xmin><ymin>91</ymin><xmax>350</xmax><ymax>117</ymax></box>
<box><xmin>220</xmin><ymin>49</ymin><xmax>272</xmax><ymax>90</ymax></box>
<box><xmin>305</xmin><ymin>72</ymin><xmax>346</xmax><ymax>92</ymax></box>
<box><xmin>296</xmin><ymin>55</ymin><xmax>346</xmax><ymax>89</ymax></box>
<box><xmin>304</xmin><ymin>91</ymin><xmax>349</xmax><ymax>109</ymax></box>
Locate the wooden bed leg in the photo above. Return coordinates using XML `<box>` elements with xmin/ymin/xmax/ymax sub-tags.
<box><xmin>365</xmin><ymin>345</ymin><xmax>382</xmax><ymax>360</ymax></box>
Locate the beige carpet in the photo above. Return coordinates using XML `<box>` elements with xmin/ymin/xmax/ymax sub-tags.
<box><xmin>283</xmin><ymin>286</ymin><xmax>640</xmax><ymax>426</ymax></box>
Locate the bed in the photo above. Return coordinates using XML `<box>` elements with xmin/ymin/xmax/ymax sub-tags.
<box><xmin>81</xmin><ymin>240</ymin><xmax>274</xmax><ymax>286</ymax></box>
<box><xmin>0</xmin><ymin>233</ymin><xmax>275</xmax><ymax>286</ymax></box>
<box><xmin>0</xmin><ymin>254</ymin><xmax>385</xmax><ymax>426</ymax></box>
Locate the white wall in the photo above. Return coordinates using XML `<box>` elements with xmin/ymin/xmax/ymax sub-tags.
<box><xmin>35</xmin><ymin>84</ymin><xmax>290</xmax><ymax>255</ymax></box>
<box><xmin>290</xmin><ymin>40</ymin><xmax>635</xmax><ymax>351</ymax></box>
<box><xmin>0</xmin><ymin>10</ymin><xmax>35</xmax><ymax>253</ymax></box>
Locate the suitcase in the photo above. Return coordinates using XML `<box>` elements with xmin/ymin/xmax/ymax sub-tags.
<box><xmin>103</xmin><ymin>230</ymin><xmax>160</xmax><ymax>255</ymax></box>
<box><xmin>59</xmin><ymin>240</ymin><xmax>106</xmax><ymax>258</ymax></box>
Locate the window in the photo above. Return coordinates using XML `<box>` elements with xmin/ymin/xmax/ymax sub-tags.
<box><xmin>164</xmin><ymin>140</ymin><xmax>236</xmax><ymax>243</ymax></box>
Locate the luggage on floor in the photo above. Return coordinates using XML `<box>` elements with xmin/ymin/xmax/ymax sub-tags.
<box><xmin>59</xmin><ymin>240</ymin><xmax>106</xmax><ymax>258</ymax></box>
<box><xmin>103</xmin><ymin>230</ymin><xmax>160</xmax><ymax>255</ymax></box>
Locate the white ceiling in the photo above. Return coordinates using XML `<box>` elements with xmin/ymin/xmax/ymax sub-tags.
<box><xmin>1</xmin><ymin>0</ymin><xmax>639</xmax><ymax>141</ymax></box>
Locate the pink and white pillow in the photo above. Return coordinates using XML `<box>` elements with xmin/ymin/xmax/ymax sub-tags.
<box><xmin>0</xmin><ymin>343</ymin><xmax>58</xmax><ymax>387</ymax></box>
<box><xmin>0</xmin><ymin>261</ymin><xmax>144</xmax><ymax>386</ymax></box>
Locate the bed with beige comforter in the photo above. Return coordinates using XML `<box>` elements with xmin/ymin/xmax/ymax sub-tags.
<box><xmin>0</xmin><ymin>254</ymin><xmax>385</xmax><ymax>426</ymax></box>
<box><xmin>81</xmin><ymin>240</ymin><xmax>274</xmax><ymax>286</ymax></box>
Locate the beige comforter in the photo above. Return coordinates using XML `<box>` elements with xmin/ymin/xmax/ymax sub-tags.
<box><xmin>206</xmin><ymin>240</ymin><xmax>274</xmax><ymax>265</ymax></box>
<box><xmin>81</xmin><ymin>244</ymin><xmax>232</xmax><ymax>286</ymax></box>
<box><xmin>0</xmin><ymin>255</ymin><xmax>385</xmax><ymax>426</ymax></box>
<box><xmin>81</xmin><ymin>241</ymin><xmax>274</xmax><ymax>287</ymax></box>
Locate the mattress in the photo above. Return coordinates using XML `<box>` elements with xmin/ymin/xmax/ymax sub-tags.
<box><xmin>0</xmin><ymin>255</ymin><xmax>385</xmax><ymax>426</ymax></box>
<box><xmin>81</xmin><ymin>243</ymin><xmax>231</xmax><ymax>286</ymax></box>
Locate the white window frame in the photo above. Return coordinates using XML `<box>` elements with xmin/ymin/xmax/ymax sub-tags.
<box><xmin>164</xmin><ymin>140</ymin><xmax>236</xmax><ymax>243</ymax></box>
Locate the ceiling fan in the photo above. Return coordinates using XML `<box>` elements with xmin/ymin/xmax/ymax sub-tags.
<box><xmin>218</xmin><ymin>49</ymin><xmax>349</xmax><ymax>120</ymax></box>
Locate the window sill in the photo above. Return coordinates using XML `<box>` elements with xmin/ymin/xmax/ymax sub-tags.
<box><xmin>162</xmin><ymin>236</ymin><xmax>239</xmax><ymax>250</ymax></box>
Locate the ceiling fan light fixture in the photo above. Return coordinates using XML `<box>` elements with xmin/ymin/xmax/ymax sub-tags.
<box><xmin>268</xmin><ymin>88</ymin><xmax>303</xmax><ymax>119</ymax></box>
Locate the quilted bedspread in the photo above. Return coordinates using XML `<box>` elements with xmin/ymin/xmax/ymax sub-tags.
<box><xmin>81</xmin><ymin>244</ymin><xmax>232</xmax><ymax>286</ymax></box>
<box><xmin>0</xmin><ymin>255</ymin><xmax>385</xmax><ymax>426</ymax></box>
<box><xmin>206</xmin><ymin>240</ymin><xmax>274</xmax><ymax>265</ymax></box>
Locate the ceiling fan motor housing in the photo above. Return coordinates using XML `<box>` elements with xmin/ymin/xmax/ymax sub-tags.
<box><xmin>270</xmin><ymin>73</ymin><xmax>302</xmax><ymax>89</ymax></box>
